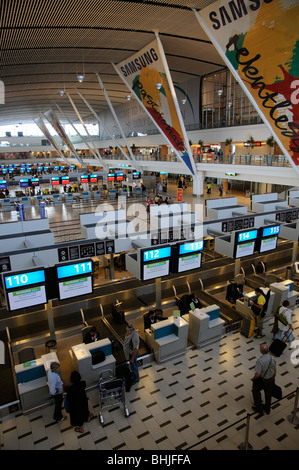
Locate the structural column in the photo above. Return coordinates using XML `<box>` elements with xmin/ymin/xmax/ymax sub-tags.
<box><xmin>192</xmin><ymin>171</ymin><xmax>204</xmax><ymax>197</ymax></box>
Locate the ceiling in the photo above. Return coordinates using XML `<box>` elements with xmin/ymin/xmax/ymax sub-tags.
<box><xmin>0</xmin><ymin>0</ymin><xmax>225</xmax><ymax>127</ymax></box>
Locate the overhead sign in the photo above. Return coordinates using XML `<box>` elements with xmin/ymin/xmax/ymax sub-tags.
<box><xmin>114</xmin><ymin>36</ymin><xmax>196</xmax><ymax>175</ymax></box>
<box><xmin>194</xmin><ymin>1</ymin><xmax>299</xmax><ymax>173</ymax></box>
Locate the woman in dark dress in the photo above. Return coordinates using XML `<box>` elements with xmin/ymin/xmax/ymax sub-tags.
<box><xmin>65</xmin><ymin>371</ymin><xmax>92</xmax><ymax>433</ymax></box>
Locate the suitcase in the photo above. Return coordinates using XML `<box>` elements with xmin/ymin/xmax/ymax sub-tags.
<box><xmin>269</xmin><ymin>338</ymin><xmax>287</xmax><ymax>357</ymax></box>
<box><xmin>240</xmin><ymin>315</ymin><xmax>255</xmax><ymax>338</ymax></box>
<box><xmin>116</xmin><ymin>365</ymin><xmax>133</xmax><ymax>392</ymax></box>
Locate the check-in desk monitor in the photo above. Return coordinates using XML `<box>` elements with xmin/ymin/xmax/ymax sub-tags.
<box><xmin>3</xmin><ymin>268</ymin><xmax>47</xmax><ymax>311</ymax></box>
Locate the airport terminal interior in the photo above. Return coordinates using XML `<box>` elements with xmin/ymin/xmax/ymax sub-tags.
<box><xmin>0</xmin><ymin>0</ymin><xmax>299</xmax><ymax>452</ymax></box>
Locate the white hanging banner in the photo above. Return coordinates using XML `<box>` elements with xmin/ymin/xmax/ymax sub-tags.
<box><xmin>193</xmin><ymin>0</ymin><xmax>299</xmax><ymax>174</ymax></box>
<box><xmin>34</xmin><ymin>115</ymin><xmax>67</xmax><ymax>162</ymax></box>
<box><xmin>96</xmin><ymin>74</ymin><xmax>141</xmax><ymax>171</ymax></box>
<box><xmin>44</xmin><ymin>109</ymin><xmax>84</xmax><ymax>166</ymax></box>
<box><xmin>113</xmin><ymin>36</ymin><xmax>196</xmax><ymax>175</ymax></box>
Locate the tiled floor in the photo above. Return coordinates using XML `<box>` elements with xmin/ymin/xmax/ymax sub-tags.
<box><xmin>1</xmin><ymin>309</ymin><xmax>298</xmax><ymax>451</ymax></box>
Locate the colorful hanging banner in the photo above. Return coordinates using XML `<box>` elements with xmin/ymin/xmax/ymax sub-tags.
<box><xmin>114</xmin><ymin>37</ymin><xmax>196</xmax><ymax>175</ymax></box>
<box><xmin>194</xmin><ymin>0</ymin><xmax>299</xmax><ymax>172</ymax></box>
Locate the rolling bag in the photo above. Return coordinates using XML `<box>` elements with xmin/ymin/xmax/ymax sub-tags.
<box><xmin>272</xmin><ymin>383</ymin><xmax>282</xmax><ymax>400</ymax></box>
<box><xmin>269</xmin><ymin>336</ymin><xmax>287</xmax><ymax>357</ymax></box>
<box><xmin>240</xmin><ymin>315</ymin><xmax>255</xmax><ymax>338</ymax></box>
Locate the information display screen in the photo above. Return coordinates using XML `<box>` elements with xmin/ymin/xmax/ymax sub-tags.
<box><xmin>108</xmin><ymin>173</ymin><xmax>115</xmax><ymax>182</ymax></box>
<box><xmin>3</xmin><ymin>268</ymin><xmax>47</xmax><ymax>311</ymax></box>
<box><xmin>142</xmin><ymin>246</ymin><xmax>171</xmax><ymax>262</ymax></box>
<box><xmin>20</xmin><ymin>179</ymin><xmax>29</xmax><ymax>188</ymax></box>
<box><xmin>178</xmin><ymin>241</ymin><xmax>204</xmax><ymax>255</ymax></box>
<box><xmin>235</xmin><ymin>242</ymin><xmax>255</xmax><ymax>258</ymax></box>
<box><xmin>142</xmin><ymin>259</ymin><xmax>170</xmax><ymax>281</ymax></box>
<box><xmin>237</xmin><ymin>230</ymin><xmax>258</xmax><ymax>243</ymax></box>
<box><xmin>61</xmin><ymin>176</ymin><xmax>69</xmax><ymax>185</ymax></box>
<box><xmin>0</xmin><ymin>180</ymin><xmax>7</xmax><ymax>189</ymax></box>
<box><xmin>30</xmin><ymin>178</ymin><xmax>39</xmax><ymax>186</ymax></box>
<box><xmin>57</xmin><ymin>260</ymin><xmax>92</xmax><ymax>279</ymax></box>
<box><xmin>7</xmin><ymin>285</ymin><xmax>47</xmax><ymax>311</ymax></box>
<box><xmin>178</xmin><ymin>253</ymin><xmax>201</xmax><ymax>273</ymax></box>
<box><xmin>116</xmin><ymin>173</ymin><xmax>124</xmax><ymax>181</ymax></box>
<box><xmin>81</xmin><ymin>175</ymin><xmax>89</xmax><ymax>183</ymax></box>
<box><xmin>141</xmin><ymin>245</ymin><xmax>171</xmax><ymax>280</ymax></box>
<box><xmin>4</xmin><ymin>269</ymin><xmax>45</xmax><ymax>290</ymax></box>
<box><xmin>132</xmin><ymin>172</ymin><xmax>141</xmax><ymax>179</ymax></box>
<box><xmin>58</xmin><ymin>276</ymin><xmax>92</xmax><ymax>300</ymax></box>
<box><xmin>89</xmin><ymin>174</ymin><xmax>98</xmax><ymax>183</ymax></box>
<box><xmin>260</xmin><ymin>237</ymin><xmax>278</xmax><ymax>253</ymax></box>
<box><xmin>51</xmin><ymin>177</ymin><xmax>60</xmax><ymax>186</ymax></box>
<box><xmin>262</xmin><ymin>226</ymin><xmax>280</xmax><ymax>237</ymax></box>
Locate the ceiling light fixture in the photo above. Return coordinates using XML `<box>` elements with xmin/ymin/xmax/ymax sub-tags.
<box><xmin>77</xmin><ymin>74</ymin><xmax>85</xmax><ymax>83</ymax></box>
<box><xmin>155</xmin><ymin>83</ymin><xmax>162</xmax><ymax>90</ymax></box>
<box><xmin>126</xmin><ymin>94</ymin><xmax>132</xmax><ymax>100</ymax></box>
<box><xmin>181</xmin><ymin>98</ymin><xmax>186</xmax><ymax>105</ymax></box>
<box><xmin>58</xmin><ymin>90</ymin><xmax>65</xmax><ymax>96</ymax></box>
<box><xmin>217</xmin><ymin>89</ymin><xmax>223</xmax><ymax>96</ymax></box>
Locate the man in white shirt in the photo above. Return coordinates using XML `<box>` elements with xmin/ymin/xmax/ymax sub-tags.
<box><xmin>48</xmin><ymin>361</ymin><xmax>66</xmax><ymax>422</ymax></box>
<box><xmin>276</xmin><ymin>300</ymin><xmax>294</xmax><ymax>342</ymax></box>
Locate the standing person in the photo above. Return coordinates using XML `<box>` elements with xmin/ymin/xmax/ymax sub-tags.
<box><xmin>250</xmin><ymin>288</ymin><xmax>266</xmax><ymax>339</ymax></box>
<box><xmin>48</xmin><ymin>362</ymin><xmax>66</xmax><ymax>422</ymax></box>
<box><xmin>219</xmin><ymin>184</ymin><xmax>223</xmax><ymax>196</ymax></box>
<box><xmin>207</xmin><ymin>182</ymin><xmax>211</xmax><ymax>194</ymax></box>
<box><xmin>65</xmin><ymin>371</ymin><xmax>92</xmax><ymax>434</ymax></box>
<box><xmin>276</xmin><ymin>300</ymin><xmax>294</xmax><ymax>342</ymax></box>
<box><xmin>123</xmin><ymin>324</ymin><xmax>140</xmax><ymax>384</ymax></box>
<box><xmin>252</xmin><ymin>343</ymin><xmax>276</xmax><ymax>415</ymax></box>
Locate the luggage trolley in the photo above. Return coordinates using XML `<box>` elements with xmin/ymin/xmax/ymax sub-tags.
<box><xmin>97</xmin><ymin>369</ymin><xmax>129</xmax><ymax>425</ymax></box>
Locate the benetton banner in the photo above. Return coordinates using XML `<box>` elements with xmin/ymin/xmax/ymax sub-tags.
<box><xmin>114</xmin><ymin>36</ymin><xmax>196</xmax><ymax>175</ymax></box>
<box><xmin>194</xmin><ymin>0</ymin><xmax>299</xmax><ymax>173</ymax></box>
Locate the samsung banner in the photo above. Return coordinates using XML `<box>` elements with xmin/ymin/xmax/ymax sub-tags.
<box><xmin>114</xmin><ymin>36</ymin><xmax>196</xmax><ymax>175</ymax></box>
<box><xmin>194</xmin><ymin>0</ymin><xmax>299</xmax><ymax>174</ymax></box>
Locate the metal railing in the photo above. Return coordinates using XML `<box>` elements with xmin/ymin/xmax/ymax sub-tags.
<box><xmin>185</xmin><ymin>387</ymin><xmax>299</xmax><ymax>450</ymax></box>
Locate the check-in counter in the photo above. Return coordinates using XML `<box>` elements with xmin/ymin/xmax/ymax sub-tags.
<box><xmin>270</xmin><ymin>280</ymin><xmax>298</xmax><ymax>311</ymax></box>
<box><xmin>93</xmin><ymin>190</ymin><xmax>102</xmax><ymax>201</ymax></box>
<box><xmin>0</xmin><ymin>198</ymin><xmax>13</xmax><ymax>210</ymax></box>
<box><xmin>236</xmin><ymin>289</ymin><xmax>274</xmax><ymax>319</ymax></box>
<box><xmin>70</xmin><ymin>338</ymin><xmax>116</xmax><ymax>386</ymax></box>
<box><xmin>64</xmin><ymin>193</ymin><xmax>74</xmax><ymax>203</ymax></box>
<box><xmin>15</xmin><ymin>352</ymin><xmax>58</xmax><ymax>411</ymax></box>
<box><xmin>52</xmin><ymin>194</ymin><xmax>63</xmax><ymax>204</ymax></box>
<box><xmin>183</xmin><ymin>305</ymin><xmax>225</xmax><ymax>348</ymax></box>
<box><xmin>145</xmin><ymin>316</ymin><xmax>188</xmax><ymax>363</ymax></box>
<box><xmin>81</xmin><ymin>191</ymin><xmax>92</xmax><ymax>200</ymax></box>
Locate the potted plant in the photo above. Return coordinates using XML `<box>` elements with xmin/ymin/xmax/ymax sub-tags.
<box><xmin>246</xmin><ymin>135</ymin><xmax>255</xmax><ymax>163</ymax></box>
<box><xmin>225</xmin><ymin>138</ymin><xmax>233</xmax><ymax>163</ymax></box>
<box><xmin>266</xmin><ymin>136</ymin><xmax>275</xmax><ymax>165</ymax></box>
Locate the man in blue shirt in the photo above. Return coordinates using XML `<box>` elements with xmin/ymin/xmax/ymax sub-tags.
<box><xmin>252</xmin><ymin>343</ymin><xmax>276</xmax><ymax>415</ymax></box>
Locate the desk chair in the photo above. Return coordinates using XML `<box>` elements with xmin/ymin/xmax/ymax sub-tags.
<box><xmin>18</xmin><ymin>347</ymin><xmax>36</xmax><ymax>364</ymax></box>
